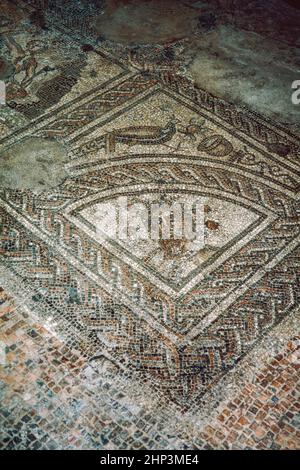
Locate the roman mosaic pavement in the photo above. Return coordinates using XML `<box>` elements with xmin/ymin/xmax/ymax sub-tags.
<box><xmin>0</xmin><ymin>0</ymin><xmax>299</xmax><ymax>450</ymax></box>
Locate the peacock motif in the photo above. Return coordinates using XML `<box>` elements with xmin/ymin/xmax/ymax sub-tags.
<box><xmin>75</xmin><ymin>118</ymin><xmax>179</xmax><ymax>156</ymax></box>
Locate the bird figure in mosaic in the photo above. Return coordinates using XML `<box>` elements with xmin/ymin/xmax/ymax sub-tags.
<box><xmin>75</xmin><ymin>116</ymin><xmax>180</xmax><ymax>156</ymax></box>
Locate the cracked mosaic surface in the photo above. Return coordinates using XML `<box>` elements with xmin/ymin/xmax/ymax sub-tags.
<box><xmin>0</xmin><ymin>0</ymin><xmax>299</xmax><ymax>450</ymax></box>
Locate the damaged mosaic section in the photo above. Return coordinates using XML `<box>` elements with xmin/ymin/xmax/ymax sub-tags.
<box><xmin>0</xmin><ymin>137</ymin><xmax>68</xmax><ymax>192</ymax></box>
<box><xmin>1</xmin><ymin>62</ymin><xmax>299</xmax><ymax>407</ymax></box>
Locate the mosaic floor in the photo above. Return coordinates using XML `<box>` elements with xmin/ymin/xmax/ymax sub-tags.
<box><xmin>0</xmin><ymin>0</ymin><xmax>300</xmax><ymax>450</ymax></box>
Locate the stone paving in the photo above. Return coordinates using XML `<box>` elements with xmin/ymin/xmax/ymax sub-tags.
<box><xmin>0</xmin><ymin>0</ymin><xmax>299</xmax><ymax>450</ymax></box>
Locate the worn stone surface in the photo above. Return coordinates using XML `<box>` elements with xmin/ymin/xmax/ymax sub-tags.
<box><xmin>93</xmin><ymin>0</ymin><xmax>200</xmax><ymax>44</ymax></box>
<box><xmin>0</xmin><ymin>137</ymin><xmax>68</xmax><ymax>192</ymax></box>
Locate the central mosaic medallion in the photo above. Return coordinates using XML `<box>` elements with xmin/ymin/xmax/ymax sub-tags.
<box><xmin>68</xmin><ymin>188</ymin><xmax>273</xmax><ymax>300</ymax></box>
<box><xmin>1</xmin><ymin>68</ymin><xmax>299</xmax><ymax>406</ymax></box>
